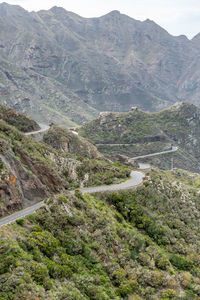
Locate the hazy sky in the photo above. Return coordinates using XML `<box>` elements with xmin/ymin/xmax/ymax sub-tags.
<box><xmin>1</xmin><ymin>0</ymin><xmax>200</xmax><ymax>38</ymax></box>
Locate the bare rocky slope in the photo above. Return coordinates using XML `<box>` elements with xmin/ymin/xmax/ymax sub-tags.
<box><xmin>1</xmin><ymin>3</ymin><xmax>200</xmax><ymax>125</ymax></box>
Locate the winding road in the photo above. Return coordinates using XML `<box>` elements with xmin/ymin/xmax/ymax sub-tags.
<box><xmin>0</xmin><ymin>202</ymin><xmax>44</xmax><ymax>227</ymax></box>
<box><xmin>75</xmin><ymin>170</ymin><xmax>144</xmax><ymax>194</ymax></box>
<box><xmin>96</xmin><ymin>144</ymin><xmax>178</xmax><ymax>160</ymax></box>
<box><xmin>0</xmin><ymin>171</ymin><xmax>144</xmax><ymax>227</ymax></box>
<box><xmin>24</xmin><ymin>123</ymin><xmax>50</xmax><ymax>136</ymax></box>
<box><xmin>129</xmin><ymin>146</ymin><xmax>178</xmax><ymax>160</ymax></box>
<box><xmin>0</xmin><ymin>125</ymin><xmax>178</xmax><ymax>227</ymax></box>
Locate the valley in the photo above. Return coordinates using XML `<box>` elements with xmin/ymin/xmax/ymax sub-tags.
<box><xmin>1</xmin><ymin>3</ymin><xmax>200</xmax><ymax>299</ymax></box>
<box><xmin>1</xmin><ymin>104</ymin><xmax>200</xmax><ymax>299</ymax></box>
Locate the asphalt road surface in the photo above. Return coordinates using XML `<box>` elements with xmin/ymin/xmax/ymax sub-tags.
<box><xmin>129</xmin><ymin>146</ymin><xmax>178</xmax><ymax>160</ymax></box>
<box><xmin>138</xmin><ymin>163</ymin><xmax>151</xmax><ymax>170</ymax></box>
<box><xmin>0</xmin><ymin>124</ymin><xmax>149</xmax><ymax>227</ymax></box>
<box><xmin>80</xmin><ymin>171</ymin><xmax>144</xmax><ymax>194</ymax></box>
<box><xmin>0</xmin><ymin>171</ymin><xmax>144</xmax><ymax>226</ymax></box>
<box><xmin>24</xmin><ymin>123</ymin><xmax>50</xmax><ymax>136</ymax></box>
<box><xmin>0</xmin><ymin>202</ymin><xmax>44</xmax><ymax>227</ymax></box>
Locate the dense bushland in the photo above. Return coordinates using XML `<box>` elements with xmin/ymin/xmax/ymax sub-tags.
<box><xmin>1</xmin><ymin>168</ymin><xmax>200</xmax><ymax>299</ymax></box>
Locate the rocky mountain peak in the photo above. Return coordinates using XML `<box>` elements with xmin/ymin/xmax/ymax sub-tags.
<box><xmin>0</xmin><ymin>2</ymin><xmax>27</xmax><ymax>16</ymax></box>
<box><xmin>192</xmin><ymin>32</ymin><xmax>200</xmax><ymax>47</ymax></box>
<box><xmin>106</xmin><ymin>10</ymin><xmax>121</xmax><ymax>16</ymax></box>
<box><xmin>50</xmin><ymin>6</ymin><xmax>69</xmax><ymax>14</ymax></box>
<box><xmin>144</xmin><ymin>18</ymin><xmax>153</xmax><ymax>23</ymax></box>
<box><xmin>177</xmin><ymin>34</ymin><xmax>189</xmax><ymax>41</ymax></box>
<box><xmin>0</xmin><ymin>3</ymin><xmax>200</xmax><ymax>125</ymax></box>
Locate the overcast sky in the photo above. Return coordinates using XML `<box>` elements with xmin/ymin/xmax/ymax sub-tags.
<box><xmin>1</xmin><ymin>0</ymin><xmax>200</xmax><ymax>39</ymax></box>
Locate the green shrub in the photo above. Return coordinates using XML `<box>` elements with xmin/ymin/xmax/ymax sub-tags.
<box><xmin>0</xmin><ymin>296</ymin><xmax>7</xmax><ymax>300</ymax></box>
<box><xmin>160</xmin><ymin>289</ymin><xmax>177</xmax><ymax>299</ymax></box>
<box><xmin>118</xmin><ymin>283</ymin><xmax>134</xmax><ymax>297</ymax></box>
<box><xmin>45</xmin><ymin>259</ymin><xmax>72</xmax><ymax>279</ymax></box>
<box><xmin>75</xmin><ymin>189</ymin><xmax>84</xmax><ymax>199</ymax></box>
<box><xmin>16</xmin><ymin>218</ymin><xmax>25</xmax><ymax>226</ymax></box>
<box><xmin>27</xmin><ymin>214</ymin><xmax>36</xmax><ymax>223</ymax></box>
<box><xmin>170</xmin><ymin>254</ymin><xmax>193</xmax><ymax>271</ymax></box>
<box><xmin>112</xmin><ymin>269</ymin><xmax>126</xmax><ymax>286</ymax></box>
<box><xmin>0</xmin><ymin>255</ymin><xmax>17</xmax><ymax>274</ymax></box>
<box><xmin>0</xmin><ymin>158</ymin><xmax>4</xmax><ymax>170</ymax></box>
<box><xmin>29</xmin><ymin>261</ymin><xmax>49</xmax><ymax>285</ymax></box>
<box><xmin>61</xmin><ymin>236</ymin><xmax>83</xmax><ymax>255</ymax></box>
<box><xmin>30</xmin><ymin>231</ymin><xmax>60</xmax><ymax>258</ymax></box>
<box><xmin>58</xmin><ymin>195</ymin><xmax>68</xmax><ymax>203</ymax></box>
<box><xmin>155</xmin><ymin>256</ymin><xmax>170</xmax><ymax>270</ymax></box>
<box><xmin>146</xmin><ymin>223</ymin><xmax>170</xmax><ymax>245</ymax></box>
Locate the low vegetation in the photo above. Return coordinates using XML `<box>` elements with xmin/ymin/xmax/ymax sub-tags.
<box><xmin>79</xmin><ymin>103</ymin><xmax>200</xmax><ymax>173</ymax></box>
<box><xmin>0</xmin><ymin>168</ymin><xmax>200</xmax><ymax>299</ymax></box>
<box><xmin>0</xmin><ymin>107</ymin><xmax>131</xmax><ymax>217</ymax></box>
<box><xmin>43</xmin><ymin>125</ymin><xmax>103</xmax><ymax>159</ymax></box>
<box><xmin>0</xmin><ymin>104</ymin><xmax>40</xmax><ymax>132</ymax></box>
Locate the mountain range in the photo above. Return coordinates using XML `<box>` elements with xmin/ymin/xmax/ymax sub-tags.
<box><xmin>1</xmin><ymin>3</ymin><xmax>200</xmax><ymax>125</ymax></box>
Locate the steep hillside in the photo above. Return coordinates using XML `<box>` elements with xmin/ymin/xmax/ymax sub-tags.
<box><xmin>0</xmin><ymin>104</ymin><xmax>39</xmax><ymax>132</ymax></box>
<box><xmin>0</xmin><ymin>106</ymin><xmax>130</xmax><ymax>217</ymax></box>
<box><xmin>79</xmin><ymin>102</ymin><xmax>200</xmax><ymax>172</ymax></box>
<box><xmin>0</xmin><ymin>56</ymin><xmax>97</xmax><ymax>127</ymax></box>
<box><xmin>1</xmin><ymin>168</ymin><xmax>200</xmax><ymax>299</ymax></box>
<box><xmin>1</xmin><ymin>3</ymin><xmax>200</xmax><ymax>124</ymax></box>
<box><xmin>43</xmin><ymin>126</ymin><xmax>103</xmax><ymax>159</ymax></box>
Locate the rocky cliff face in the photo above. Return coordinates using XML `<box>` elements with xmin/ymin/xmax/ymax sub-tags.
<box><xmin>1</xmin><ymin>3</ymin><xmax>200</xmax><ymax>125</ymax></box>
<box><xmin>0</xmin><ymin>151</ymin><xmax>48</xmax><ymax>217</ymax></box>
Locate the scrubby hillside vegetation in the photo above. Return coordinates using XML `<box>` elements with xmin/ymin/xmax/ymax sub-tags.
<box><xmin>1</xmin><ymin>105</ymin><xmax>200</xmax><ymax>299</ymax></box>
<box><xmin>0</xmin><ymin>105</ymin><xmax>130</xmax><ymax>217</ymax></box>
<box><xmin>0</xmin><ymin>104</ymin><xmax>40</xmax><ymax>132</ymax></box>
<box><xmin>43</xmin><ymin>126</ymin><xmax>103</xmax><ymax>159</ymax></box>
<box><xmin>1</xmin><ymin>167</ymin><xmax>200</xmax><ymax>299</ymax></box>
<box><xmin>2</xmin><ymin>4</ymin><xmax>200</xmax><ymax>299</ymax></box>
<box><xmin>79</xmin><ymin>102</ymin><xmax>200</xmax><ymax>173</ymax></box>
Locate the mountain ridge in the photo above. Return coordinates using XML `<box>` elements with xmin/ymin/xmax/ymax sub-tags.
<box><xmin>0</xmin><ymin>3</ymin><xmax>200</xmax><ymax>125</ymax></box>
<box><xmin>79</xmin><ymin>102</ymin><xmax>200</xmax><ymax>173</ymax></box>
